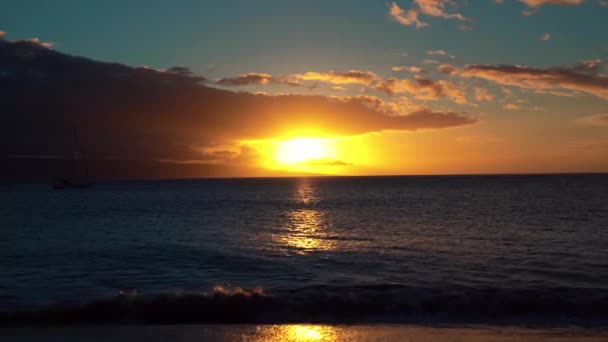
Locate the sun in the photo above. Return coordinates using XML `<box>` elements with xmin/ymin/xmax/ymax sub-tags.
<box><xmin>242</xmin><ymin>135</ymin><xmax>370</xmax><ymax>175</ymax></box>
<box><xmin>275</xmin><ymin>138</ymin><xmax>329</xmax><ymax>165</ymax></box>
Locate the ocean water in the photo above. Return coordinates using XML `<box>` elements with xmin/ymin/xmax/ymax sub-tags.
<box><xmin>1</xmin><ymin>175</ymin><xmax>607</xmax><ymax>325</ymax></box>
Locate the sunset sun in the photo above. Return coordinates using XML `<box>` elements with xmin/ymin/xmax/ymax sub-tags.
<box><xmin>275</xmin><ymin>138</ymin><xmax>330</xmax><ymax>165</ymax></box>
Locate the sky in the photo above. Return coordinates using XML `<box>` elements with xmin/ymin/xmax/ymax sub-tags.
<box><xmin>1</xmin><ymin>0</ymin><xmax>608</xmax><ymax>177</ymax></box>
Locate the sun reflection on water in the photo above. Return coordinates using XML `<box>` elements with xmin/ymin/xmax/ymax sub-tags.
<box><xmin>292</xmin><ymin>180</ymin><xmax>318</xmax><ymax>205</ymax></box>
<box><xmin>252</xmin><ymin>324</ymin><xmax>338</xmax><ymax>342</ymax></box>
<box><xmin>274</xmin><ymin>180</ymin><xmax>336</xmax><ymax>254</ymax></box>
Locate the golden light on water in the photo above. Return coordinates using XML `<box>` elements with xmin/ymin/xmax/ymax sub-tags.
<box><xmin>252</xmin><ymin>324</ymin><xmax>338</xmax><ymax>342</ymax></box>
<box><xmin>280</xmin><ymin>209</ymin><xmax>335</xmax><ymax>252</ymax></box>
<box><xmin>274</xmin><ymin>180</ymin><xmax>335</xmax><ymax>254</ymax></box>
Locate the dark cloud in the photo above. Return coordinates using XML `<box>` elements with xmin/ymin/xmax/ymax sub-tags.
<box><xmin>459</xmin><ymin>62</ymin><xmax>608</xmax><ymax>99</ymax></box>
<box><xmin>216</xmin><ymin>73</ymin><xmax>303</xmax><ymax>87</ymax></box>
<box><xmin>166</xmin><ymin>66</ymin><xmax>199</xmax><ymax>77</ymax></box>
<box><xmin>0</xmin><ymin>38</ymin><xmax>476</xmax><ymax>165</ymax></box>
<box><xmin>216</xmin><ymin>72</ymin><xmax>273</xmax><ymax>86</ymax></box>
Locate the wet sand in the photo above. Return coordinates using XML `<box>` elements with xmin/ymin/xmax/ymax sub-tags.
<box><xmin>1</xmin><ymin>324</ymin><xmax>606</xmax><ymax>341</ymax></box>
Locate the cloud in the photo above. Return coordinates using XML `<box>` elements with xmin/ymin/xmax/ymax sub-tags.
<box><xmin>519</xmin><ymin>0</ymin><xmax>584</xmax><ymax>15</ymax></box>
<box><xmin>601</xmin><ymin>1</ymin><xmax>608</xmax><ymax>7</ymax></box>
<box><xmin>574</xmin><ymin>59</ymin><xmax>607</xmax><ymax>73</ymax></box>
<box><xmin>437</xmin><ymin>64</ymin><xmax>457</xmax><ymax>74</ymax></box>
<box><xmin>0</xmin><ymin>31</ymin><xmax>5</xmax><ymax>38</ymax></box>
<box><xmin>457</xmin><ymin>62</ymin><xmax>608</xmax><ymax>99</ymax></box>
<box><xmin>534</xmin><ymin>89</ymin><xmax>576</xmax><ymax>97</ymax></box>
<box><xmin>166</xmin><ymin>66</ymin><xmax>198</xmax><ymax>77</ymax></box>
<box><xmin>474</xmin><ymin>87</ymin><xmax>494</xmax><ymax>101</ymax></box>
<box><xmin>335</xmin><ymin>95</ymin><xmax>425</xmax><ymax>114</ymax></box>
<box><xmin>375</xmin><ymin>76</ymin><xmax>468</xmax><ymax>104</ymax></box>
<box><xmin>458</xmin><ymin>24</ymin><xmax>473</xmax><ymax>31</ymax></box>
<box><xmin>217</xmin><ymin>72</ymin><xmax>273</xmax><ymax>85</ymax></box>
<box><xmin>540</xmin><ymin>33</ymin><xmax>551</xmax><ymax>41</ymax></box>
<box><xmin>413</xmin><ymin>0</ymin><xmax>469</xmax><ymax>21</ymax></box>
<box><xmin>520</xmin><ymin>0</ymin><xmax>584</xmax><ymax>7</ymax></box>
<box><xmin>0</xmin><ymin>38</ymin><xmax>476</xmax><ymax>164</ymax></box>
<box><xmin>291</xmin><ymin>70</ymin><xmax>378</xmax><ymax>85</ymax></box>
<box><xmin>423</xmin><ymin>59</ymin><xmax>440</xmax><ymax>64</ymax></box>
<box><xmin>503</xmin><ymin>103</ymin><xmax>521</xmax><ymax>110</ymax></box>
<box><xmin>392</xmin><ymin>66</ymin><xmax>426</xmax><ymax>73</ymax></box>
<box><xmin>578</xmin><ymin>114</ymin><xmax>608</xmax><ymax>127</ymax></box>
<box><xmin>216</xmin><ymin>73</ymin><xmax>302</xmax><ymax>87</ymax></box>
<box><xmin>389</xmin><ymin>2</ymin><xmax>427</xmax><ymax>29</ymax></box>
<box><xmin>388</xmin><ymin>1</ymin><xmax>468</xmax><ymax>29</ymax></box>
<box><xmin>427</xmin><ymin>50</ymin><xmax>455</xmax><ymax>58</ymax></box>
<box><xmin>24</xmin><ymin>37</ymin><xmax>54</xmax><ymax>48</ymax></box>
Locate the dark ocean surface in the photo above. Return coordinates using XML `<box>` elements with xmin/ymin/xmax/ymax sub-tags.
<box><xmin>1</xmin><ymin>175</ymin><xmax>607</xmax><ymax>325</ymax></box>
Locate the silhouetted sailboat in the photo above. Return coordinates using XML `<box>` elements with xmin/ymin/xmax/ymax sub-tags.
<box><xmin>53</xmin><ymin>128</ymin><xmax>92</xmax><ymax>189</ymax></box>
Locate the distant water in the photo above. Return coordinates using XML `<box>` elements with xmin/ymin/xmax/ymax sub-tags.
<box><xmin>1</xmin><ymin>175</ymin><xmax>607</xmax><ymax>325</ymax></box>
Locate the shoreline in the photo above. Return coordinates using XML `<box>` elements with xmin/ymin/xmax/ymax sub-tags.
<box><xmin>1</xmin><ymin>323</ymin><xmax>607</xmax><ymax>341</ymax></box>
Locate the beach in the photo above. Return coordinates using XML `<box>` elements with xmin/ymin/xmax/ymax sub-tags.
<box><xmin>2</xmin><ymin>324</ymin><xmax>607</xmax><ymax>341</ymax></box>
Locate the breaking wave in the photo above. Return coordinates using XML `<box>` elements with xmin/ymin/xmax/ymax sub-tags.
<box><xmin>1</xmin><ymin>285</ymin><xmax>607</xmax><ymax>326</ymax></box>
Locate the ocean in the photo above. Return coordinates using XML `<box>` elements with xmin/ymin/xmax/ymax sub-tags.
<box><xmin>1</xmin><ymin>174</ymin><xmax>607</xmax><ymax>326</ymax></box>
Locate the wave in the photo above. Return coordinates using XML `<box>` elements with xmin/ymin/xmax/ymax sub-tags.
<box><xmin>1</xmin><ymin>285</ymin><xmax>607</xmax><ymax>325</ymax></box>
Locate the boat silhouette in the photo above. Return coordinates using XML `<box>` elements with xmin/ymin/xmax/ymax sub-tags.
<box><xmin>53</xmin><ymin>128</ymin><xmax>92</xmax><ymax>189</ymax></box>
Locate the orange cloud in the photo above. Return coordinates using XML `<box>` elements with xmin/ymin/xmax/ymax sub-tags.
<box><xmin>503</xmin><ymin>103</ymin><xmax>521</xmax><ymax>110</ymax></box>
<box><xmin>520</xmin><ymin>0</ymin><xmax>583</xmax><ymax>7</ymax></box>
<box><xmin>375</xmin><ymin>76</ymin><xmax>468</xmax><ymax>104</ymax></box>
<box><xmin>392</xmin><ymin>66</ymin><xmax>426</xmax><ymax>73</ymax></box>
<box><xmin>414</xmin><ymin>0</ymin><xmax>469</xmax><ymax>21</ymax></box>
<box><xmin>540</xmin><ymin>33</ymin><xmax>551</xmax><ymax>41</ymax></box>
<box><xmin>291</xmin><ymin>70</ymin><xmax>378</xmax><ymax>85</ymax></box>
<box><xmin>437</xmin><ymin>64</ymin><xmax>457</xmax><ymax>74</ymax></box>
<box><xmin>474</xmin><ymin>87</ymin><xmax>494</xmax><ymax>102</ymax></box>
<box><xmin>335</xmin><ymin>95</ymin><xmax>425</xmax><ymax>115</ymax></box>
<box><xmin>389</xmin><ymin>1</ymin><xmax>468</xmax><ymax>29</ymax></box>
<box><xmin>519</xmin><ymin>0</ymin><xmax>583</xmax><ymax>15</ymax></box>
<box><xmin>388</xmin><ymin>2</ymin><xmax>427</xmax><ymax>29</ymax></box>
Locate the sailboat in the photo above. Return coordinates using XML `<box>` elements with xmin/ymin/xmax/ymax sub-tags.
<box><xmin>53</xmin><ymin>128</ymin><xmax>92</xmax><ymax>189</ymax></box>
